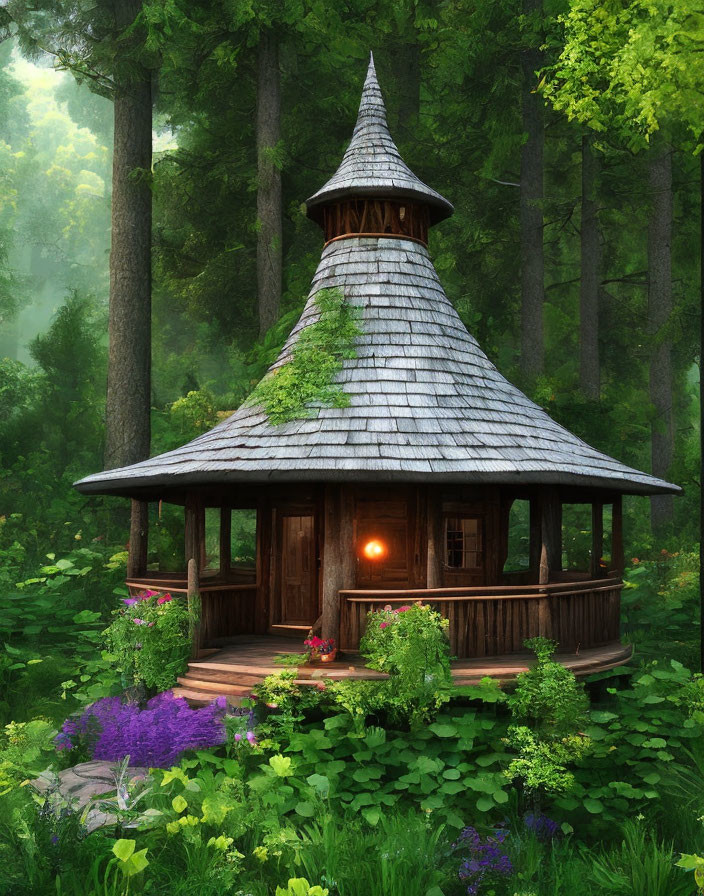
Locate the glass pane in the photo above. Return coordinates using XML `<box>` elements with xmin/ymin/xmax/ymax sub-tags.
<box><xmin>504</xmin><ymin>499</ymin><xmax>530</xmax><ymax>573</ymax></box>
<box><xmin>445</xmin><ymin>516</ymin><xmax>483</xmax><ymax>569</ymax></box>
<box><xmin>147</xmin><ymin>502</ymin><xmax>185</xmax><ymax>573</ymax></box>
<box><xmin>230</xmin><ymin>509</ymin><xmax>257</xmax><ymax>567</ymax></box>
<box><xmin>561</xmin><ymin>503</ymin><xmax>592</xmax><ymax>571</ymax></box>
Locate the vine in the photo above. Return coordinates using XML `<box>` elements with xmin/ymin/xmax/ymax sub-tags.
<box><xmin>248</xmin><ymin>288</ymin><xmax>362</xmax><ymax>425</ymax></box>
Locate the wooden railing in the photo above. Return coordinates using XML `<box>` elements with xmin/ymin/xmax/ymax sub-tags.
<box><xmin>126</xmin><ymin>575</ymin><xmax>258</xmax><ymax>646</ymax></box>
<box><xmin>339</xmin><ymin>578</ymin><xmax>623</xmax><ymax>659</ymax></box>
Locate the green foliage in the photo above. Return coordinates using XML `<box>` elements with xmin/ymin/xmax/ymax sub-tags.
<box><xmin>507</xmin><ymin>638</ymin><xmax>589</xmax><ymax>737</ymax></box>
<box><xmin>247</xmin><ymin>288</ymin><xmax>362</xmax><ymax>425</ymax></box>
<box><xmin>276</xmin><ymin>877</ymin><xmax>328</xmax><ymax>896</ymax></box>
<box><xmin>505</xmin><ymin>639</ymin><xmax>591</xmax><ymax>804</ymax></box>
<box><xmin>589</xmin><ymin>821</ymin><xmax>691</xmax><ymax>896</ymax></box>
<box><xmin>0</xmin><ymin>718</ymin><xmax>56</xmax><ymax>794</ymax></box>
<box><xmin>104</xmin><ymin>593</ymin><xmax>190</xmax><ymax>693</ymax></box>
<box><xmin>357</xmin><ymin>603</ymin><xmax>452</xmax><ymax>726</ymax></box>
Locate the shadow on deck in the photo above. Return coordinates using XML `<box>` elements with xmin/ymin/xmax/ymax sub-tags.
<box><xmin>173</xmin><ymin>635</ymin><xmax>633</xmax><ymax>706</ymax></box>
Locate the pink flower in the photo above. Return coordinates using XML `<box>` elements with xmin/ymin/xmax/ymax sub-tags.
<box><xmin>123</xmin><ymin>598</ymin><xmax>138</xmax><ymax>607</ymax></box>
<box><xmin>157</xmin><ymin>594</ymin><xmax>172</xmax><ymax>605</ymax></box>
<box><xmin>140</xmin><ymin>590</ymin><xmax>157</xmax><ymax>600</ymax></box>
<box><xmin>379</xmin><ymin>622</ymin><xmax>389</xmax><ymax>629</ymax></box>
<box><xmin>234</xmin><ymin>733</ymin><xmax>242</xmax><ymax>742</ymax></box>
<box><xmin>246</xmin><ymin>731</ymin><xmax>257</xmax><ymax>744</ymax></box>
<box><xmin>383</xmin><ymin>604</ymin><xmax>392</xmax><ymax>612</ymax></box>
<box><xmin>133</xmin><ymin>618</ymin><xmax>145</xmax><ymax>625</ymax></box>
<box><xmin>396</xmin><ymin>605</ymin><xmax>411</xmax><ymax>613</ymax></box>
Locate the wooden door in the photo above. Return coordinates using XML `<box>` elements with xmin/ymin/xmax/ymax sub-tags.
<box><xmin>276</xmin><ymin>513</ymin><xmax>318</xmax><ymax>628</ymax></box>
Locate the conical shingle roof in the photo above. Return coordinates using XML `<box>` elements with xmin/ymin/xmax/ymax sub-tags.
<box><xmin>306</xmin><ymin>53</ymin><xmax>454</xmax><ymax>225</ymax></box>
<box><xmin>75</xmin><ymin>60</ymin><xmax>679</xmax><ymax>499</ymax></box>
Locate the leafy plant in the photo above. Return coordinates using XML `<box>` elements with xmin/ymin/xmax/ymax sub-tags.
<box><xmin>276</xmin><ymin>877</ymin><xmax>329</xmax><ymax>896</ymax></box>
<box><xmin>104</xmin><ymin>590</ymin><xmax>190</xmax><ymax>692</ymax></box>
<box><xmin>358</xmin><ymin>602</ymin><xmax>452</xmax><ymax>726</ymax></box>
<box><xmin>504</xmin><ymin>639</ymin><xmax>590</xmax><ymax>808</ymax></box>
<box><xmin>247</xmin><ymin>288</ymin><xmax>362</xmax><ymax>424</ymax></box>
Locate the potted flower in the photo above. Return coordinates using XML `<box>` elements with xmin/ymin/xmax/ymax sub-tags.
<box><xmin>304</xmin><ymin>636</ymin><xmax>337</xmax><ymax>663</ymax></box>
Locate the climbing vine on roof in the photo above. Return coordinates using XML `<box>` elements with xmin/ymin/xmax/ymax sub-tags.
<box><xmin>248</xmin><ymin>288</ymin><xmax>362</xmax><ymax>425</ymax></box>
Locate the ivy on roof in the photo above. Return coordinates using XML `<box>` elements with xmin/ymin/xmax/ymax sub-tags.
<box><xmin>247</xmin><ymin>288</ymin><xmax>362</xmax><ymax>425</ymax></box>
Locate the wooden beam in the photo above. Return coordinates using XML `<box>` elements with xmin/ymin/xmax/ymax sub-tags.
<box><xmin>219</xmin><ymin>506</ymin><xmax>231</xmax><ymax>578</ymax></box>
<box><xmin>255</xmin><ymin>497</ymin><xmax>272</xmax><ymax>634</ymax></box>
<box><xmin>321</xmin><ymin>484</ymin><xmax>355</xmax><ymax>643</ymax></box>
<box><xmin>187</xmin><ymin>557</ymin><xmax>201</xmax><ymax>659</ymax></box>
<box><xmin>426</xmin><ymin>487</ymin><xmax>444</xmax><ymax>589</ymax></box>
<box><xmin>612</xmin><ymin>494</ymin><xmax>624</xmax><ymax>576</ymax></box>
<box><xmin>591</xmin><ymin>501</ymin><xmax>604</xmax><ymax>578</ymax></box>
<box><xmin>127</xmin><ymin>499</ymin><xmax>149</xmax><ymax>578</ymax></box>
<box><xmin>539</xmin><ymin>488</ymin><xmax>562</xmax><ymax>585</ymax></box>
<box><xmin>184</xmin><ymin>492</ymin><xmax>204</xmax><ymax>570</ymax></box>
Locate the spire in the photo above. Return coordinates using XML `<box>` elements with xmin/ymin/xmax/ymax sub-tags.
<box><xmin>306</xmin><ymin>53</ymin><xmax>453</xmax><ymax>225</ymax></box>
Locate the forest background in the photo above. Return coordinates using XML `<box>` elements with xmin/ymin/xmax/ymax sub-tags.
<box><xmin>0</xmin><ymin>0</ymin><xmax>700</xmax><ymax>663</ymax></box>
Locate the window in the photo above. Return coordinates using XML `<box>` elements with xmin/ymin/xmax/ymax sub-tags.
<box><xmin>504</xmin><ymin>499</ymin><xmax>530</xmax><ymax>573</ymax></box>
<box><xmin>147</xmin><ymin>502</ymin><xmax>185</xmax><ymax>572</ymax></box>
<box><xmin>445</xmin><ymin>516</ymin><xmax>483</xmax><ymax>570</ymax></box>
<box><xmin>561</xmin><ymin>503</ymin><xmax>592</xmax><ymax>571</ymax></box>
<box><xmin>230</xmin><ymin>509</ymin><xmax>257</xmax><ymax>567</ymax></box>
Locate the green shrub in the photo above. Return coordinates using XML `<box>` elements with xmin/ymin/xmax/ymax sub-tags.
<box><xmin>104</xmin><ymin>591</ymin><xmax>190</xmax><ymax>692</ymax></box>
<box><xmin>357</xmin><ymin>602</ymin><xmax>452</xmax><ymax>726</ymax></box>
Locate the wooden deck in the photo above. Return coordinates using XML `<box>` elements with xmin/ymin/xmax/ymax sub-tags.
<box><xmin>173</xmin><ymin>635</ymin><xmax>633</xmax><ymax>705</ymax></box>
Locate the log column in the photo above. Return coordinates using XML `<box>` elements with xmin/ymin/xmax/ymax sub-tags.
<box><xmin>185</xmin><ymin>493</ymin><xmax>204</xmax><ymax>657</ymax></box>
<box><xmin>321</xmin><ymin>484</ymin><xmax>355</xmax><ymax>644</ymax></box>
<box><xmin>426</xmin><ymin>488</ymin><xmax>444</xmax><ymax>589</ymax></box>
<box><xmin>539</xmin><ymin>487</ymin><xmax>562</xmax><ymax>585</ymax></box>
<box><xmin>127</xmin><ymin>499</ymin><xmax>148</xmax><ymax>578</ymax></box>
<box><xmin>591</xmin><ymin>500</ymin><xmax>604</xmax><ymax>578</ymax></box>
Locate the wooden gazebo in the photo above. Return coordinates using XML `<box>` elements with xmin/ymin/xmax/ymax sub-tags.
<box><xmin>76</xmin><ymin>55</ymin><xmax>679</xmax><ymax>700</ymax></box>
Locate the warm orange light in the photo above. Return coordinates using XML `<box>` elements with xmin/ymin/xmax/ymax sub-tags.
<box><xmin>363</xmin><ymin>539</ymin><xmax>386</xmax><ymax>561</ymax></box>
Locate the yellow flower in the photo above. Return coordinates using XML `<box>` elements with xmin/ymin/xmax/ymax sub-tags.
<box><xmin>253</xmin><ymin>846</ymin><xmax>269</xmax><ymax>863</ymax></box>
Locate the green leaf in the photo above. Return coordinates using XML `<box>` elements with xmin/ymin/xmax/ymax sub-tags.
<box><xmin>294</xmin><ymin>801</ymin><xmax>315</xmax><ymax>817</ymax></box>
<box><xmin>361</xmin><ymin>807</ymin><xmax>381</xmax><ymax>825</ymax></box>
<box><xmin>112</xmin><ymin>839</ymin><xmax>136</xmax><ymax>862</ymax></box>
<box><xmin>171</xmin><ymin>795</ymin><xmax>187</xmax><ymax>814</ymax></box>
<box><xmin>428</xmin><ymin>722</ymin><xmax>457</xmax><ymax>738</ymax></box>
<box><xmin>583</xmin><ymin>798</ymin><xmax>603</xmax><ymax>814</ymax></box>
<box><xmin>476</xmin><ymin>796</ymin><xmax>494</xmax><ymax>812</ymax></box>
<box><xmin>269</xmin><ymin>754</ymin><xmax>293</xmax><ymax>777</ymax></box>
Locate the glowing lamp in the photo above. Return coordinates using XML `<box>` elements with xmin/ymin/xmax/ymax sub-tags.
<box><xmin>363</xmin><ymin>539</ymin><xmax>386</xmax><ymax>561</ymax></box>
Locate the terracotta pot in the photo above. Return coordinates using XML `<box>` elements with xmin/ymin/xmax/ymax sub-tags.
<box><xmin>319</xmin><ymin>648</ymin><xmax>337</xmax><ymax>663</ymax></box>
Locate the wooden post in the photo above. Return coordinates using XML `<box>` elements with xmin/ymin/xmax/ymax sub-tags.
<box><xmin>187</xmin><ymin>557</ymin><xmax>201</xmax><ymax>660</ymax></box>
<box><xmin>591</xmin><ymin>501</ymin><xmax>604</xmax><ymax>578</ymax></box>
<box><xmin>255</xmin><ymin>497</ymin><xmax>272</xmax><ymax>634</ymax></box>
<box><xmin>426</xmin><ymin>487</ymin><xmax>444</xmax><ymax>589</ymax></box>
<box><xmin>185</xmin><ymin>492</ymin><xmax>204</xmax><ymax>569</ymax></box>
<box><xmin>539</xmin><ymin>488</ymin><xmax>561</xmax><ymax>585</ymax></box>
<box><xmin>219</xmin><ymin>506</ymin><xmax>231</xmax><ymax>578</ymax></box>
<box><xmin>127</xmin><ymin>499</ymin><xmax>148</xmax><ymax>578</ymax></box>
<box><xmin>321</xmin><ymin>484</ymin><xmax>355</xmax><ymax>644</ymax></box>
<box><xmin>612</xmin><ymin>494</ymin><xmax>624</xmax><ymax>576</ymax></box>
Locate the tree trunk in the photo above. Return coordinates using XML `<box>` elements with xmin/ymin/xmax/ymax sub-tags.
<box><xmin>256</xmin><ymin>30</ymin><xmax>282</xmax><ymax>336</ymax></box>
<box><xmin>393</xmin><ymin>36</ymin><xmax>421</xmax><ymax>144</ymax></box>
<box><xmin>104</xmin><ymin>0</ymin><xmax>151</xmax><ymax>470</ymax></box>
<box><xmin>519</xmin><ymin>0</ymin><xmax>544</xmax><ymax>381</ymax></box>
<box><xmin>580</xmin><ymin>134</ymin><xmax>601</xmax><ymax>399</ymax></box>
<box><xmin>647</xmin><ymin>147</ymin><xmax>674</xmax><ymax>531</ymax></box>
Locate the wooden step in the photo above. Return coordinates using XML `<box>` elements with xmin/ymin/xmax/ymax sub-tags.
<box><xmin>172</xmin><ymin>686</ymin><xmax>247</xmax><ymax>708</ymax></box>
<box><xmin>269</xmin><ymin>624</ymin><xmax>311</xmax><ymax>637</ymax></box>
<box><xmin>178</xmin><ymin>676</ymin><xmax>255</xmax><ymax>696</ymax></box>
<box><xmin>184</xmin><ymin>664</ymin><xmax>270</xmax><ymax>686</ymax></box>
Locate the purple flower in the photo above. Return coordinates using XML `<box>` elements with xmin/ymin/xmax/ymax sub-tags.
<box><xmin>55</xmin><ymin>693</ymin><xmax>227</xmax><ymax>768</ymax></box>
<box><xmin>453</xmin><ymin>827</ymin><xmax>513</xmax><ymax>896</ymax></box>
<box><xmin>246</xmin><ymin>730</ymin><xmax>256</xmax><ymax>745</ymax></box>
<box><xmin>123</xmin><ymin>598</ymin><xmax>138</xmax><ymax>607</ymax></box>
<box><xmin>50</xmin><ymin>834</ymin><xmax>59</xmax><ymax>845</ymax></box>
<box><xmin>234</xmin><ymin>733</ymin><xmax>242</xmax><ymax>742</ymax></box>
<box><xmin>133</xmin><ymin>618</ymin><xmax>146</xmax><ymax>626</ymax></box>
<box><xmin>524</xmin><ymin>812</ymin><xmax>559</xmax><ymax>841</ymax></box>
